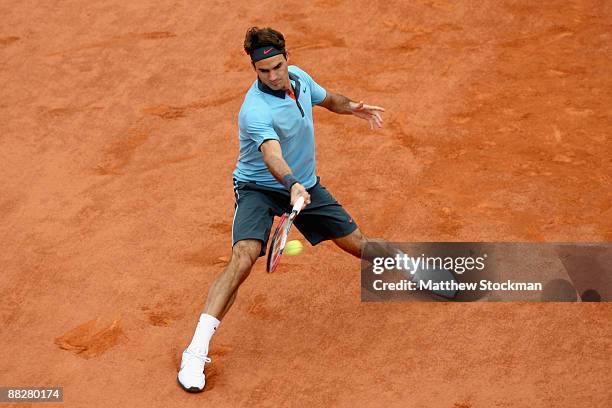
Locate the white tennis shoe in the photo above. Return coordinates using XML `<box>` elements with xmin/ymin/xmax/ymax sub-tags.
<box><xmin>177</xmin><ymin>348</ymin><xmax>211</xmax><ymax>393</ymax></box>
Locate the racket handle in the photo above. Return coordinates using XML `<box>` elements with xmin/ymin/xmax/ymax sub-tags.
<box><xmin>293</xmin><ymin>196</ymin><xmax>305</xmax><ymax>213</ymax></box>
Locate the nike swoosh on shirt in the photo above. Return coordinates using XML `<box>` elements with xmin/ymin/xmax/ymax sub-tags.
<box><xmin>263</xmin><ymin>48</ymin><xmax>273</xmax><ymax>54</ymax></box>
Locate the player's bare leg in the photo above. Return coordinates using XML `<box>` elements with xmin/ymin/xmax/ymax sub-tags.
<box><xmin>335</xmin><ymin>227</ymin><xmax>458</xmax><ymax>299</ymax></box>
<box><xmin>204</xmin><ymin>239</ymin><xmax>261</xmax><ymax>318</ymax></box>
<box><xmin>178</xmin><ymin>239</ymin><xmax>261</xmax><ymax>393</ymax></box>
<box><xmin>333</xmin><ymin>228</ymin><xmax>408</xmax><ymax>266</ymax></box>
<box><xmin>218</xmin><ymin>291</ymin><xmax>237</xmax><ymax>320</ymax></box>
<box><xmin>333</xmin><ymin>227</ymin><xmax>372</xmax><ymax>258</ymax></box>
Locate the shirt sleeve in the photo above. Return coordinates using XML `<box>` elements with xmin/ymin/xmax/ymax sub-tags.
<box><xmin>240</xmin><ymin>107</ymin><xmax>280</xmax><ymax>151</ymax></box>
<box><xmin>293</xmin><ymin>66</ymin><xmax>327</xmax><ymax>106</ymax></box>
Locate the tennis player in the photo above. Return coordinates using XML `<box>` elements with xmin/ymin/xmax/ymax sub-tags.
<box><xmin>178</xmin><ymin>26</ymin><xmax>385</xmax><ymax>392</ymax></box>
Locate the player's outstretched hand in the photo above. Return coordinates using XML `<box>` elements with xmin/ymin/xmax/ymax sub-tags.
<box><xmin>290</xmin><ymin>183</ymin><xmax>311</xmax><ymax>208</ymax></box>
<box><xmin>350</xmin><ymin>101</ymin><xmax>385</xmax><ymax>130</ymax></box>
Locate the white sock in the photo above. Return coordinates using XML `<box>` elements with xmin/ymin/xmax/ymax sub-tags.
<box><xmin>187</xmin><ymin>313</ymin><xmax>220</xmax><ymax>356</ymax></box>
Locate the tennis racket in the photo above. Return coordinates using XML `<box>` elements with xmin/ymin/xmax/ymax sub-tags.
<box><xmin>266</xmin><ymin>196</ymin><xmax>305</xmax><ymax>273</ymax></box>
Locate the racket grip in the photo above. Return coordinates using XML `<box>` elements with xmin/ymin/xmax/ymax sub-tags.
<box><xmin>293</xmin><ymin>196</ymin><xmax>305</xmax><ymax>213</ymax></box>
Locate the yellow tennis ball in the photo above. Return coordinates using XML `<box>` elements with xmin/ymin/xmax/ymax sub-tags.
<box><xmin>284</xmin><ymin>240</ymin><xmax>303</xmax><ymax>256</ymax></box>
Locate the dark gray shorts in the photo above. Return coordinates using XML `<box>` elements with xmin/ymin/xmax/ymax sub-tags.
<box><xmin>232</xmin><ymin>177</ymin><xmax>358</xmax><ymax>257</ymax></box>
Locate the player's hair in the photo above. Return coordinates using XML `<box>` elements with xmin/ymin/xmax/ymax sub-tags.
<box><xmin>243</xmin><ymin>27</ymin><xmax>287</xmax><ymax>58</ymax></box>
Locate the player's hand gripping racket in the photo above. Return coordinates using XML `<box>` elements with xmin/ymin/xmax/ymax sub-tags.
<box><xmin>266</xmin><ymin>196</ymin><xmax>305</xmax><ymax>273</ymax></box>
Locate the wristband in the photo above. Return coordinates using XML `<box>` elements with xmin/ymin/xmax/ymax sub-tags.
<box><xmin>282</xmin><ymin>174</ymin><xmax>298</xmax><ymax>190</ymax></box>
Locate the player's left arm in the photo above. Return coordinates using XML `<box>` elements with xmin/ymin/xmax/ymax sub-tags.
<box><xmin>318</xmin><ymin>92</ymin><xmax>385</xmax><ymax>130</ymax></box>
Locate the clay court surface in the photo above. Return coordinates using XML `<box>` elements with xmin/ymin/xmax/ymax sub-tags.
<box><xmin>1</xmin><ymin>0</ymin><xmax>611</xmax><ymax>406</ymax></box>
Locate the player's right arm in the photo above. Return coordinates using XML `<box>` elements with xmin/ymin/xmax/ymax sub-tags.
<box><xmin>260</xmin><ymin>140</ymin><xmax>311</xmax><ymax>207</ymax></box>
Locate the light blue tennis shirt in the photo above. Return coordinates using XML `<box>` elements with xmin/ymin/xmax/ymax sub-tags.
<box><xmin>232</xmin><ymin>65</ymin><xmax>327</xmax><ymax>190</ymax></box>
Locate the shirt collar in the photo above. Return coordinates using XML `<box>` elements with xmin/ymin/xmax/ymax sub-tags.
<box><xmin>257</xmin><ymin>72</ymin><xmax>301</xmax><ymax>99</ymax></box>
